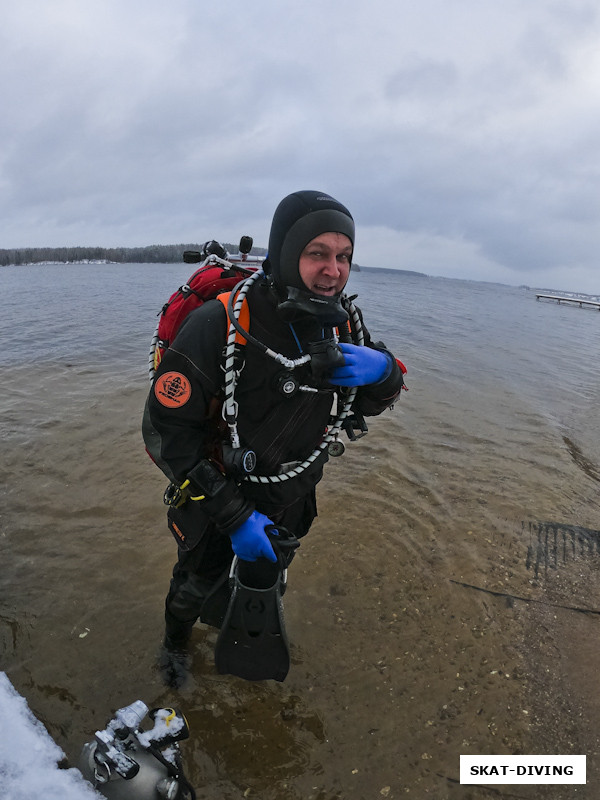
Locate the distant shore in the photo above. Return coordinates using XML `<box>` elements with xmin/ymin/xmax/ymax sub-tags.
<box><xmin>0</xmin><ymin>242</ymin><xmax>266</xmax><ymax>268</ymax></box>
<box><xmin>1</xmin><ymin>248</ymin><xmax>428</xmax><ymax>278</ymax></box>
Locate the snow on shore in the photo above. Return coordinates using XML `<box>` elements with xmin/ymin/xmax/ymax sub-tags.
<box><xmin>0</xmin><ymin>672</ymin><xmax>100</xmax><ymax>800</ymax></box>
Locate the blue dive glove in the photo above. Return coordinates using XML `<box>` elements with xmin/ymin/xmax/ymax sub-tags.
<box><xmin>329</xmin><ymin>342</ymin><xmax>392</xmax><ymax>387</ymax></box>
<box><xmin>229</xmin><ymin>511</ymin><xmax>278</xmax><ymax>563</ymax></box>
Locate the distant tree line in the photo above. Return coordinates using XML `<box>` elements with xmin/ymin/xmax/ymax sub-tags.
<box><xmin>0</xmin><ymin>243</ymin><xmax>267</xmax><ymax>267</ymax></box>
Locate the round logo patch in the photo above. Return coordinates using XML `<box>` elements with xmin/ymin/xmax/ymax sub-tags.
<box><xmin>154</xmin><ymin>372</ymin><xmax>192</xmax><ymax>408</ymax></box>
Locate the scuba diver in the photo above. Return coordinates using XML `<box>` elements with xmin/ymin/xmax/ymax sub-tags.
<box><xmin>142</xmin><ymin>190</ymin><xmax>406</xmax><ymax>687</ymax></box>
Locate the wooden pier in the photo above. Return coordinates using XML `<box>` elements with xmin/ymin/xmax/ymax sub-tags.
<box><xmin>536</xmin><ymin>293</ymin><xmax>600</xmax><ymax>309</ymax></box>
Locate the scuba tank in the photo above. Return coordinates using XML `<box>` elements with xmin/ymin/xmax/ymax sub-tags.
<box><xmin>78</xmin><ymin>701</ymin><xmax>195</xmax><ymax>799</ymax></box>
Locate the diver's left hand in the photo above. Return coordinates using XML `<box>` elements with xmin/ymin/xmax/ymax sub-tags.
<box><xmin>328</xmin><ymin>343</ymin><xmax>392</xmax><ymax>387</ymax></box>
<box><xmin>229</xmin><ymin>511</ymin><xmax>278</xmax><ymax>563</ymax></box>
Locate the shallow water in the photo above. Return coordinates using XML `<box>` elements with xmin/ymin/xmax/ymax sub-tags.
<box><xmin>2</xmin><ymin>263</ymin><xmax>600</xmax><ymax>798</ymax></box>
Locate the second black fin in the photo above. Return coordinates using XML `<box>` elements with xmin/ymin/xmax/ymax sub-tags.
<box><xmin>214</xmin><ymin>528</ymin><xmax>299</xmax><ymax>682</ymax></box>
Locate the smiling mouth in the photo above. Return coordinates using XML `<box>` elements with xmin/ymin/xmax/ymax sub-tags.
<box><xmin>313</xmin><ymin>284</ymin><xmax>337</xmax><ymax>295</ymax></box>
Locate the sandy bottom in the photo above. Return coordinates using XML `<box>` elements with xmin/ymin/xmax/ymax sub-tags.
<box><xmin>2</xmin><ymin>364</ymin><xmax>600</xmax><ymax>799</ymax></box>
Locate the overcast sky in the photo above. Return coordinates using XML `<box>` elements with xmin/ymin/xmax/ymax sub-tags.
<box><xmin>2</xmin><ymin>0</ymin><xmax>599</xmax><ymax>292</ymax></box>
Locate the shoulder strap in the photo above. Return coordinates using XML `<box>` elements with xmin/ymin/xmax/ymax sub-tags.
<box><xmin>217</xmin><ymin>291</ymin><xmax>250</xmax><ymax>346</ymax></box>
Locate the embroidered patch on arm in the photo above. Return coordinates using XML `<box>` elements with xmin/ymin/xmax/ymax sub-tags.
<box><xmin>154</xmin><ymin>372</ymin><xmax>192</xmax><ymax>408</ymax></box>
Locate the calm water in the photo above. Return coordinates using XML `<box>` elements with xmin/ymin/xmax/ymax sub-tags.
<box><xmin>2</xmin><ymin>261</ymin><xmax>599</xmax><ymax>461</ymax></box>
<box><xmin>2</xmin><ymin>262</ymin><xmax>600</xmax><ymax>798</ymax></box>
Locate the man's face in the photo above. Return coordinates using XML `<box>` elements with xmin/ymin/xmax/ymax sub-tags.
<box><xmin>298</xmin><ymin>232</ymin><xmax>352</xmax><ymax>296</ymax></box>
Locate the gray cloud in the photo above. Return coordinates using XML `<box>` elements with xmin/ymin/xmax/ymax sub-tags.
<box><xmin>2</xmin><ymin>0</ymin><xmax>600</xmax><ymax>292</ymax></box>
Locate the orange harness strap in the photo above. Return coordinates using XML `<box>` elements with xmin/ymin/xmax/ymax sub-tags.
<box><xmin>217</xmin><ymin>291</ymin><xmax>250</xmax><ymax>345</ymax></box>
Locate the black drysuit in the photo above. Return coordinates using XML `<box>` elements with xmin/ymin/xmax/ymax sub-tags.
<box><xmin>143</xmin><ymin>278</ymin><xmax>404</xmax><ymax>630</ymax></box>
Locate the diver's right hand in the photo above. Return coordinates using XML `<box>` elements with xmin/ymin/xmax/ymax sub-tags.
<box><xmin>229</xmin><ymin>511</ymin><xmax>278</xmax><ymax>563</ymax></box>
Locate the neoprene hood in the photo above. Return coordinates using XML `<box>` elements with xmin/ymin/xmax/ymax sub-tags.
<box><xmin>263</xmin><ymin>190</ymin><xmax>355</xmax><ymax>324</ymax></box>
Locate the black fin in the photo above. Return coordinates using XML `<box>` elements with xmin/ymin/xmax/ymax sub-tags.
<box><xmin>214</xmin><ymin>529</ymin><xmax>299</xmax><ymax>682</ymax></box>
